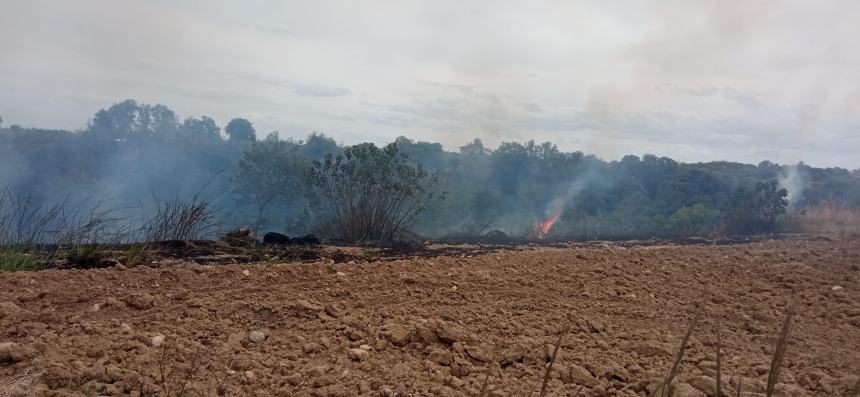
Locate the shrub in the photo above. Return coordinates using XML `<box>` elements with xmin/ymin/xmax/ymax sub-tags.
<box><xmin>305</xmin><ymin>143</ymin><xmax>438</xmax><ymax>243</ymax></box>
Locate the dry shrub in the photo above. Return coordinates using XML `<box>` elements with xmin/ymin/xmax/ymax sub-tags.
<box><xmin>783</xmin><ymin>199</ymin><xmax>860</xmax><ymax>235</ymax></box>
<box><xmin>144</xmin><ymin>196</ymin><xmax>217</xmax><ymax>242</ymax></box>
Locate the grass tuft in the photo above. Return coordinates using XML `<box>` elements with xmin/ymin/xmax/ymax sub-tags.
<box><xmin>765</xmin><ymin>305</ymin><xmax>795</xmax><ymax>397</ymax></box>
<box><xmin>0</xmin><ymin>247</ymin><xmax>48</xmax><ymax>272</ymax></box>
<box><xmin>539</xmin><ymin>325</ymin><xmax>569</xmax><ymax>397</ymax></box>
<box><xmin>653</xmin><ymin>311</ymin><xmax>702</xmax><ymax>397</ymax></box>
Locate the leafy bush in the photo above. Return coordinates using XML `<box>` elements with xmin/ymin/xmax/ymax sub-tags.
<box><xmin>724</xmin><ymin>180</ymin><xmax>788</xmax><ymax>235</ymax></box>
<box><xmin>305</xmin><ymin>143</ymin><xmax>438</xmax><ymax>242</ymax></box>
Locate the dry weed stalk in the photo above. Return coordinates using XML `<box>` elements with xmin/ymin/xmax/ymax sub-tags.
<box><xmin>538</xmin><ymin>325</ymin><xmax>569</xmax><ymax>397</ymax></box>
<box><xmin>0</xmin><ymin>369</ymin><xmax>38</xmax><ymax>397</ymax></box>
<box><xmin>157</xmin><ymin>341</ymin><xmax>203</xmax><ymax>397</ymax></box>
<box><xmin>715</xmin><ymin>325</ymin><xmax>722</xmax><ymax>397</ymax></box>
<box><xmin>765</xmin><ymin>305</ymin><xmax>795</xmax><ymax>397</ymax></box>
<box><xmin>653</xmin><ymin>311</ymin><xmax>702</xmax><ymax>397</ymax></box>
<box><xmin>850</xmin><ymin>373</ymin><xmax>860</xmax><ymax>397</ymax></box>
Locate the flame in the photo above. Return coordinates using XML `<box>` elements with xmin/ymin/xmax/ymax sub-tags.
<box><xmin>535</xmin><ymin>207</ymin><xmax>563</xmax><ymax>239</ymax></box>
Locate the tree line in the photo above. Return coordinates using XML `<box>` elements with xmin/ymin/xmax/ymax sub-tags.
<box><xmin>2</xmin><ymin>99</ymin><xmax>859</xmax><ymax>242</ymax></box>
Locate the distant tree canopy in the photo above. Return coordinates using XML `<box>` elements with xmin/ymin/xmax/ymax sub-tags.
<box><xmin>226</xmin><ymin>118</ymin><xmax>256</xmax><ymax>142</ymax></box>
<box><xmin>2</xmin><ymin>99</ymin><xmax>858</xmax><ymax>240</ymax></box>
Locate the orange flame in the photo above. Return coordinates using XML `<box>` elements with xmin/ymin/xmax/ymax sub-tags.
<box><xmin>535</xmin><ymin>207</ymin><xmax>563</xmax><ymax>239</ymax></box>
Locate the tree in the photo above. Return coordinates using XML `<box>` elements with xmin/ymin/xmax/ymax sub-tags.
<box><xmin>305</xmin><ymin>143</ymin><xmax>438</xmax><ymax>242</ymax></box>
<box><xmin>664</xmin><ymin>204</ymin><xmax>721</xmax><ymax>237</ymax></box>
<box><xmin>724</xmin><ymin>179</ymin><xmax>788</xmax><ymax>235</ymax></box>
<box><xmin>226</xmin><ymin>118</ymin><xmax>256</xmax><ymax>142</ymax></box>
<box><xmin>87</xmin><ymin>99</ymin><xmax>179</xmax><ymax>140</ymax></box>
<box><xmin>234</xmin><ymin>132</ymin><xmax>308</xmax><ymax>225</ymax></box>
<box><xmin>181</xmin><ymin>116</ymin><xmax>221</xmax><ymax>139</ymax></box>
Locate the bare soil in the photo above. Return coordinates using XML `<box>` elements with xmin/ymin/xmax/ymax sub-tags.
<box><xmin>1</xmin><ymin>238</ymin><xmax>859</xmax><ymax>396</ymax></box>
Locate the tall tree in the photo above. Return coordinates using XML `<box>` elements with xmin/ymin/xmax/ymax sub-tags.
<box><xmin>226</xmin><ymin>118</ymin><xmax>256</xmax><ymax>142</ymax></box>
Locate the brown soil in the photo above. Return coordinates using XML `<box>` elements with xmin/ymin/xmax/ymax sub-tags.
<box><xmin>1</xmin><ymin>238</ymin><xmax>859</xmax><ymax>396</ymax></box>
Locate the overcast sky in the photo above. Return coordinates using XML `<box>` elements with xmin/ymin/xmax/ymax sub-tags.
<box><xmin>2</xmin><ymin>0</ymin><xmax>860</xmax><ymax>168</ymax></box>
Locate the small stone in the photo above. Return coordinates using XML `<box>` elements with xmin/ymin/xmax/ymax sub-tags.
<box><xmin>435</xmin><ymin>322</ymin><xmax>468</xmax><ymax>344</ymax></box>
<box><xmin>347</xmin><ymin>348</ymin><xmax>369</xmax><ymax>361</ymax></box>
<box><xmin>359</xmin><ymin>344</ymin><xmax>372</xmax><ymax>351</ymax></box>
<box><xmin>428</xmin><ymin>348</ymin><xmax>453</xmax><ymax>366</ymax></box>
<box><xmin>336</xmin><ymin>271</ymin><xmax>346</xmax><ymax>277</ymax></box>
<box><xmin>150</xmin><ymin>334</ymin><xmax>165</xmax><ymax>347</ymax></box>
<box><xmin>89</xmin><ymin>303</ymin><xmax>101</xmax><ymax>312</ymax></box>
<box><xmin>249</xmin><ymin>330</ymin><xmax>266</xmax><ymax>343</ymax></box>
<box><xmin>673</xmin><ymin>382</ymin><xmax>707</xmax><ymax>397</ymax></box>
<box><xmin>831</xmin><ymin>285</ymin><xmax>843</xmax><ymax>291</ymax></box>
<box><xmin>296</xmin><ymin>299</ymin><xmax>324</xmax><ymax>312</ymax></box>
<box><xmin>120</xmin><ymin>323</ymin><xmax>132</xmax><ymax>332</ymax></box>
<box><xmin>379</xmin><ymin>323</ymin><xmax>412</xmax><ymax>347</ymax></box>
<box><xmin>244</xmin><ymin>370</ymin><xmax>256</xmax><ymax>380</ymax></box>
<box><xmin>568</xmin><ymin>364</ymin><xmax>597</xmax><ymax>387</ymax></box>
<box><xmin>242</xmin><ymin>269</ymin><xmax>250</xmax><ymax>277</ymax></box>
<box><xmin>114</xmin><ymin>263</ymin><xmax>128</xmax><ymax>270</ymax></box>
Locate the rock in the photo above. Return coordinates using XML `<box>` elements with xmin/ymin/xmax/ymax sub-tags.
<box><xmin>359</xmin><ymin>344</ymin><xmax>372</xmax><ymax>351</ymax></box>
<box><xmin>105</xmin><ymin>297</ymin><xmax>126</xmax><ymax>308</ymax></box>
<box><xmin>622</xmin><ymin>341</ymin><xmax>673</xmax><ymax>357</ymax></box>
<box><xmin>0</xmin><ymin>342</ymin><xmax>37</xmax><ymax>363</ymax></box>
<box><xmin>0</xmin><ymin>301</ymin><xmax>23</xmax><ymax>318</ymax></box>
<box><xmin>673</xmin><ymin>382</ymin><xmax>707</xmax><ymax>397</ymax></box>
<box><xmin>687</xmin><ymin>375</ymin><xmax>717</xmax><ymax>395</ymax></box>
<box><xmin>568</xmin><ymin>364</ymin><xmax>597</xmax><ymax>387</ymax></box>
<box><xmin>120</xmin><ymin>323</ymin><xmax>132</xmax><ymax>333</ymax></box>
<box><xmin>89</xmin><ymin>303</ymin><xmax>101</xmax><ymax>312</ymax></box>
<box><xmin>296</xmin><ymin>299</ymin><xmax>324</xmax><ymax>312</ymax></box>
<box><xmin>242</xmin><ymin>269</ymin><xmax>250</xmax><ymax>277</ymax></box>
<box><xmin>435</xmin><ymin>322</ymin><xmax>468</xmax><ymax>344</ymax></box>
<box><xmin>336</xmin><ymin>271</ymin><xmax>347</xmax><ymax>277</ymax></box>
<box><xmin>244</xmin><ymin>370</ymin><xmax>256</xmax><ymax>380</ymax></box>
<box><xmin>753</xmin><ymin>365</ymin><xmax>770</xmax><ymax>376</ymax></box>
<box><xmin>263</xmin><ymin>232</ymin><xmax>291</xmax><ymax>245</ymax></box>
<box><xmin>347</xmin><ymin>348</ymin><xmax>370</xmax><ymax>361</ymax></box>
<box><xmin>291</xmin><ymin>234</ymin><xmax>320</xmax><ymax>245</ymax></box>
<box><xmin>831</xmin><ymin>285</ymin><xmax>843</xmax><ymax>291</ymax></box>
<box><xmin>114</xmin><ymin>263</ymin><xmax>128</xmax><ymax>270</ymax></box>
<box><xmin>379</xmin><ymin>323</ymin><xmax>412</xmax><ymax>347</ymax></box>
<box><xmin>249</xmin><ymin>330</ymin><xmax>266</xmax><ymax>343</ymax></box>
<box><xmin>125</xmin><ymin>293</ymin><xmax>155</xmax><ymax>310</ymax></box>
<box><xmin>465</xmin><ymin>344</ymin><xmax>492</xmax><ymax>363</ymax></box>
<box><xmin>150</xmin><ymin>334</ymin><xmax>165</xmax><ymax>348</ymax></box>
<box><xmin>428</xmin><ymin>348</ymin><xmax>453</xmax><ymax>366</ymax></box>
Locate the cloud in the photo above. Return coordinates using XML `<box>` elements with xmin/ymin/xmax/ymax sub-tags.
<box><xmin>1</xmin><ymin>0</ymin><xmax>859</xmax><ymax>168</ymax></box>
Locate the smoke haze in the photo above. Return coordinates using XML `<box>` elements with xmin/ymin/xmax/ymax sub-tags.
<box><xmin>2</xmin><ymin>1</ymin><xmax>860</xmax><ymax>168</ymax></box>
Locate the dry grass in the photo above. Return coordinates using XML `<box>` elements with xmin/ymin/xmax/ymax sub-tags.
<box><xmin>651</xmin><ymin>311</ymin><xmax>701</xmax><ymax>397</ymax></box>
<box><xmin>850</xmin><ymin>373</ymin><xmax>860</xmax><ymax>397</ymax></box>
<box><xmin>715</xmin><ymin>325</ymin><xmax>722</xmax><ymax>397</ymax></box>
<box><xmin>0</xmin><ymin>369</ymin><xmax>39</xmax><ymax>397</ymax></box>
<box><xmin>783</xmin><ymin>199</ymin><xmax>860</xmax><ymax>235</ymax></box>
<box><xmin>765</xmin><ymin>306</ymin><xmax>795</xmax><ymax>397</ymax></box>
<box><xmin>538</xmin><ymin>325</ymin><xmax>569</xmax><ymax>397</ymax></box>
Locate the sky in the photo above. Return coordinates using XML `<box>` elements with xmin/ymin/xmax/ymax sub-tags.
<box><xmin>2</xmin><ymin>0</ymin><xmax>860</xmax><ymax>168</ymax></box>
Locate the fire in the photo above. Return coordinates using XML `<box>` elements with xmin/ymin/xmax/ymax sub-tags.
<box><xmin>535</xmin><ymin>207</ymin><xmax>563</xmax><ymax>239</ymax></box>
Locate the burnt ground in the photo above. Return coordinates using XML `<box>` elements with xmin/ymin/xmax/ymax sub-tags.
<box><xmin>1</xmin><ymin>238</ymin><xmax>859</xmax><ymax>396</ymax></box>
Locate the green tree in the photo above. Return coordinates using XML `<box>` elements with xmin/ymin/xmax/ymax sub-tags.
<box><xmin>665</xmin><ymin>204</ymin><xmax>721</xmax><ymax>237</ymax></box>
<box><xmin>305</xmin><ymin>143</ymin><xmax>438</xmax><ymax>242</ymax></box>
<box><xmin>724</xmin><ymin>179</ymin><xmax>788</xmax><ymax>235</ymax></box>
<box><xmin>226</xmin><ymin>118</ymin><xmax>256</xmax><ymax>142</ymax></box>
<box><xmin>234</xmin><ymin>132</ymin><xmax>308</xmax><ymax>225</ymax></box>
<box><xmin>181</xmin><ymin>116</ymin><xmax>221</xmax><ymax>139</ymax></box>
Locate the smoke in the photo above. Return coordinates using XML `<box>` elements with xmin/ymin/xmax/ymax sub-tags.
<box><xmin>778</xmin><ymin>163</ymin><xmax>806</xmax><ymax>208</ymax></box>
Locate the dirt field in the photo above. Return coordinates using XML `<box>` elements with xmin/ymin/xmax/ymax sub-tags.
<box><xmin>1</xmin><ymin>238</ymin><xmax>859</xmax><ymax>396</ymax></box>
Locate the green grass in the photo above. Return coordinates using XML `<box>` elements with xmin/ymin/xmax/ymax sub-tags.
<box><xmin>0</xmin><ymin>247</ymin><xmax>49</xmax><ymax>272</ymax></box>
